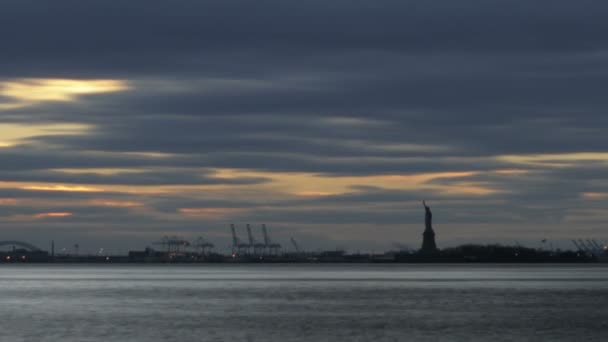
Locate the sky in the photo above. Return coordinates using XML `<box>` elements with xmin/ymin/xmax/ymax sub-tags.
<box><xmin>1</xmin><ymin>0</ymin><xmax>607</xmax><ymax>253</ymax></box>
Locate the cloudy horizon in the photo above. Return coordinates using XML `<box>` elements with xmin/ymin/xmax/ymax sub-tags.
<box><xmin>1</xmin><ymin>1</ymin><xmax>607</xmax><ymax>253</ymax></box>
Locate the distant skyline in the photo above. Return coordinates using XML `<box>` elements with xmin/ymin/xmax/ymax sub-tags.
<box><xmin>1</xmin><ymin>1</ymin><xmax>608</xmax><ymax>253</ymax></box>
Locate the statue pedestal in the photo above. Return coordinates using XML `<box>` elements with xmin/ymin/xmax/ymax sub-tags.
<box><xmin>421</xmin><ymin>229</ymin><xmax>437</xmax><ymax>253</ymax></box>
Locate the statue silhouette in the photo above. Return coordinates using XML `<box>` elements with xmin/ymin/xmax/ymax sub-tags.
<box><xmin>421</xmin><ymin>200</ymin><xmax>437</xmax><ymax>252</ymax></box>
<box><xmin>423</xmin><ymin>200</ymin><xmax>432</xmax><ymax>229</ymax></box>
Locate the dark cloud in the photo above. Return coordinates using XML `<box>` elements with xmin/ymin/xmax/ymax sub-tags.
<box><xmin>0</xmin><ymin>169</ymin><xmax>269</xmax><ymax>186</ymax></box>
<box><xmin>1</xmin><ymin>1</ymin><xmax>608</xmax><ymax>251</ymax></box>
<box><xmin>2</xmin><ymin>1</ymin><xmax>608</xmax><ymax>76</ymax></box>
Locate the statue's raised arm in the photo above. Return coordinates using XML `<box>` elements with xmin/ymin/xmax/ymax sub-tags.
<box><xmin>423</xmin><ymin>200</ymin><xmax>428</xmax><ymax>209</ymax></box>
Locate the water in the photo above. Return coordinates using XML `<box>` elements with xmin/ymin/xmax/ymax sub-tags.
<box><xmin>1</xmin><ymin>264</ymin><xmax>607</xmax><ymax>341</ymax></box>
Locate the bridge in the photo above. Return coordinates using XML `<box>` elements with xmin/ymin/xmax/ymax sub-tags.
<box><xmin>0</xmin><ymin>241</ymin><xmax>42</xmax><ymax>252</ymax></box>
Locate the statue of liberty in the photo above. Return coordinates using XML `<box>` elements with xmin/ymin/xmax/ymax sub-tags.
<box><xmin>421</xmin><ymin>200</ymin><xmax>437</xmax><ymax>252</ymax></box>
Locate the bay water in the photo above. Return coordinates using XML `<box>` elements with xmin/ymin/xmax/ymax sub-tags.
<box><xmin>1</xmin><ymin>264</ymin><xmax>607</xmax><ymax>341</ymax></box>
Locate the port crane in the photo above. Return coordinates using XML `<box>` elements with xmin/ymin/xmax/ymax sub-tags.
<box><xmin>153</xmin><ymin>236</ymin><xmax>190</xmax><ymax>253</ymax></box>
<box><xmin>290</xmin><ymin>237</ymin><xmax>301</xmax><ymax>254</ymax></box>
<box><xmin>589</xmin><ymin>239</ymin><xmax>603</xmax><ymax>251</ymax></box>
<box><xmin>230</xmin><ymin>224</ymin><xmax>250</xmax><ymax>255</ymax></box>
<box><xmin>571</xmin><ymin>239</ymin><xmax>584</xmax><ymax>252</ymax></box>
<box><xmin>262</xmin><ymin>224</ymin><xmax>281</xmax><ymax>255</ymax></box>
<box><xmin>582</xmin><ymin>239</ymin><xmax>596</xmax><ymax>252</ymax></box>
<box><xmin>245</xmin><ymin>224</ymin><xmax>264</xmax><ymax>256</ymax></box>
<box><xmin>193</xmin><ymin>237</ymin><xmax>214</xmax><ymax>255</ymax></box>
<box><xmin>571</xmin><ymin>239</ymin><xmax>607</xmax><ymax>256</ymax></box>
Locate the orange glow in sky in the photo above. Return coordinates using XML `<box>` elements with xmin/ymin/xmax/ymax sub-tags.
<box><xmin>0</xmin><ymin>78</ymin><xmax>129</xmax><ymax>104</ymax></box>
<box><xmin>581</xmin><ymin>192</ymin><xmax>608</xmax><ymax>200</ymax></box>
<box><xmin>33</xmin><ymin>212</ymin><xmax>73</xmax><ymax>219</ymax></box>
<box><xmin>178</xmin><ymin>207</ymin><xmax>249</xmax><ymax>217</ymax></box>
<box><xmin>0</xmin><ymin>198</ymin><xmax>18</xmax><ymax>205</ymax></box>
<box><xmin>21</xmin><ymin>184</ymin><xmax>105</xmax><ymax>192</ymax></box>
<box><xmin>88</xmin><ymin>199</ymin><xmax>144</xmax><ymax>207</ymax></box>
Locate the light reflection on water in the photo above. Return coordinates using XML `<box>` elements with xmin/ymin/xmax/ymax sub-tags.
<box><xmin>1</xmin><ymin>264</ymin><xmax>607</xmax><ymax>341</ymax></box>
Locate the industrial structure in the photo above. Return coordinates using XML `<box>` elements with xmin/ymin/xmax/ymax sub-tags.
<box><xmin>571</xmin><ymin>239</ymin><xmax>607</xmax><ymax>259</ymax></box>
<box><xmin>230</xmin><ymin>224</ymin><xmax>250</xmax><ymax>255</ymax></box>
<box><xmin>290</xmin><ymin>237</ymin><xmax>301</xmax><ymax>254</ymax></box>
<box><xmin>152</xmin><ymin>236</ymin><xmax>191</xmax><ymax>253</ymax></box>
<box><xmin>193</xmin><ymin>237</ymin><xmax>214</xmax><ymax>255</ymax></box>
<box><xmin>230</xmin><ymin>223</ymin><xmax>282</xmax><ymax>257</ymax></box>
<box><xmin>247</xmin><ymin>224</ymin><xmax>262</xmax><ymax>255</ymax></box>
<box><xmin>262</xmin><ymin>224</ymin><xmax>282</xmax><ymax>255</ymax></box>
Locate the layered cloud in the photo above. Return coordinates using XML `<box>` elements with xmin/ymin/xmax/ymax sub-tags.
<box><xmin>0</xmin><ymin>1</ymin><xmax>607</xmax><ymax>252</ymax></box>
